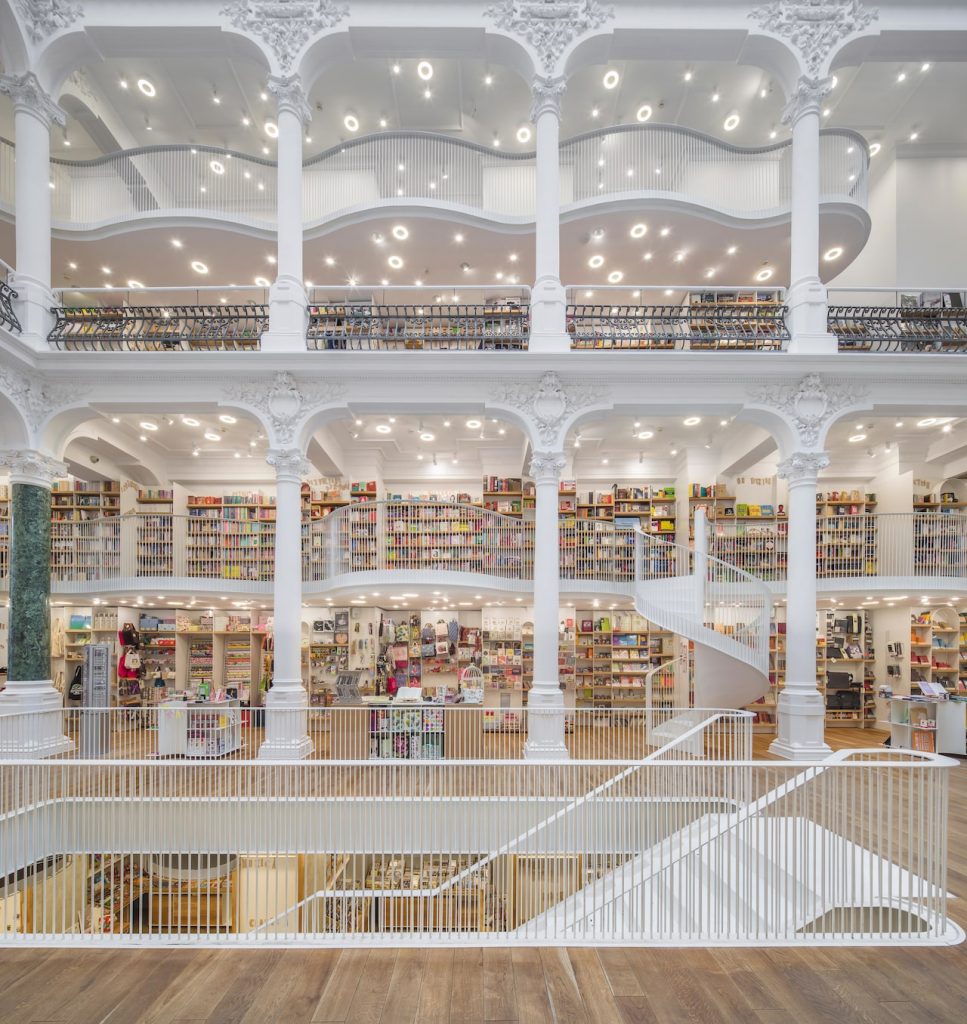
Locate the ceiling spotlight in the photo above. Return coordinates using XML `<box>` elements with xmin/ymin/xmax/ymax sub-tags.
<box><xmin>191</xmin><ymin>260</ymin><xmax>208</xmax><ymax>274</ymax></box>
<box><xmin>727</xmin><ymin>245</ymin><xmax>738</xmax><ymax>255</ymax></box>
<box><xmin>181</xmin><ymin>417</ymin><xmax>200</xmax><ymax>427</ymax></box>
<box><xmin>119</xmin><ymin>78</ymin><xmax>128</xmax><ymax>89</ymax></box>
<box><xmin>723</xmin><ymin>113</ymin><xmax>740</xmax><ymax>131</ymax></box>
<box><xmin>684</xmin><ymin>69</ymin><xmax>693</xmax><ymax>82</ymax></box>
<box><xmin>755</xmin><ymin>267</ymin><xmax>774</xmax><ymax>281</ymax></box>
<box><xmin>242</xmin><ymin>116</ymin><xmax>251</xmax><ymax>126</ymax></box>
<box><xmin>420</xmin><ymin>432</ymin><xmax>435</xmax><ymax>442</ymax></box>
<box><xmin>375</xmin><ymin>424</ymin><xmax>392</xmax><ymax>434</ymax></box>
<box><xmin>849</xmin><ymin>433</ymin><xmax>867</xmax><ymax>443</ymax></box>
<box><xmin>630</xmin><ymin>223</ymin><xmax>647</xmax><ymax>239</ymax></box>
<box><xmin>138</xmin><ymin>421</ymin><xmax>158</xmax><ymax>431</ymax></box>
<box><xmin>218</xmin><ymin>414</ymin><xmax>237</xmax><ymax>424</ymax></box>
<box><xmin>917</xmin><ymin>418</ymin><xmax>938</xmax><ymax>427</ymax></box>
<box><xmin>392</xmin><ymin>63</ymin><xmax>401</xmax><ymax>74</ymax></box>
<box><xmin>635</xmin><ymin>104</ymin><xmax>652</xmax><ymax>123</ymax></box>
<box><xmin>823</xmin><ymin>246</ymin><xmax>844</xmax><ymax>261</ymax></box>
<box><xmin>831</xmin><ymin>76</ymin><xmax>839</xmax><ymax>89</ymax></box>
<box><xmin>897</xmin><ymin>71</ymin><xmax>907</xmax><ymax>83</ymax></box>
<box><xmin>465</xmin><ymin>419</ymin><xmax>482</xmax><ymax>429</ymax></box>
<box><xmin>516</xmin><ymin>125</ymin><xmax>532</xmax><ymax>143</ymax></box>
<box><xmin>705</xmin><ymin>269</ymin><xmax>716</xmax><ymax>279</ymax></box>
<box><xmin>711</xmin><ymin>91</ymin><xmax>720</xmax><ymax>103</ymax></box>
<box><xmin>424</xmin><ymin>89</ymin><xmax>433</xmax><ymax>100</ymax></box>
<box><xmin>387</xmin><ymin>255</ymin><xmax>404</xmax><ymax>269</ymax></box>
<box><xmin>139</xmin><ymin>434</ymin><xmax>148</xmax><ymax>442</ymax></box>
<box><xmin>673</xmin><ymin>252</ymin><xmax>686</xmax><ymax>263</ymax></box>
<box><xmin>324</xmin><ymin>256</ymin><xmax>335</xmax><ymax>266</ymax></box>
<box><xmin>137</xmin><ymin>78</ymin><xmax>156</xmax><ymax>97</ymax></box>
<box><xmin>909</xmin><ymin>131</ymin><xmax>919</xmax><ymax>141</ymax></box>
<box><xmin>343</xmin><ymin>113</ymin><xmax>359</xmax><ymax>132</ymax></box>
<box><xmin>602</xmin><ymin>69</ymin><xmax>620</xmax><ymax>90</ymax></box>
<box><xmin>209</xmin><ymin>159</ymin><xmax>225</xmax><ymax>174</ymax></box>
<box><xmin>212</xmin><ymin>93</ymin><xmax>221</xmax><ymax>105</ymax></box>
<box><xmin>264</xmin><ymin>121</ymin><xmax>279</xmax><ymax>138</ymax></box>
<box><xmin>417</xmin><ymin>60</ymin><xmax>434</xmax><ymax>80</ymax></box>
<box><xmin>453</xmin><ymin>233</ymin><xmax>464</xmax><ymax>244</ymax></box>
<box><xmin>191</xmin><ymin>447</ymin><xmax>200</xmax><ymax>457</ymax></box>
<box><xmin>204</xmin><ymin>431</ymin><xmax>221</xmax><ymax>442</ymax></box>
<box><xmin>637</xmin><ymin>430</ymin><xmax>654</xmax><ymax>440</ymax></box>
<box><xmin>509</xmin><ymin>252</ymin><xmax>519</xmax><ymax>262</ymax></box>
<box><xmin>392</xmin><ymin>225</ymin><xmax>409</xmax><ymax>240</ymax></box>
<box><xmin>895</xmin><ymin>421</ymin><xmax>904</xmax><ymax>428</ymax></box>
<box><xmin>379</xmin><ymin>118</ymin><xmax>387</xmax><ymax>128</ymax></box>
<box><xmin>588</xmin><ymin>254</ymin><xmax>605</xmax><ymax>269</ymax></box>
<box><xmin>643</xmin><ymin>252</ymin><xmax>653</xmax><ymax>261</ymax></box>
<box><xmin>769</xmin><ymin>130</ymin><xmax>777</xmax><ymax>139</ymax></box>
<box><xmin>127</xmin><ymin>279</ymin><xmax>145</xmax><ymax>290</ymax></box>
<box><xmin>484</xmin><ymin>73</ymin><xmax>494</xmax><ymax>85</ymax></box>
<box><xmin>591</xmin><ymin>107</ymin><xmax>600</xmax><ymax>118</ymax></box>
<box><xmin>684</xmin><ymin>417</ymin><xmax>701</xmax><ymax>426</ymax></box>
<box><xmin>759</xmin><ymin>87</ymin><xmax>768</xmax><ymax>99</ymax></box>
<box><xmin>921</xmin><ymin>62</ymin><xmax>931</xmax><ymax>72</ymax></box>
<box><xmin>101</xmin><ymin>266</ymin><xmax>112</xmax><ymax>274</ymax></box>
<box><xmin>607</xmin><ymin>271</ymin><xmax>624</xmax><ymax>283</ymax></box>
<box><xmin>869</xmin><ymin>142</ymin><xmax>881</xmax><ymax>156</ymax></box>
<box><xmin>659</xmin><ymin>227</ymin><xmax>670</xmax><ymax>237</ymax></box>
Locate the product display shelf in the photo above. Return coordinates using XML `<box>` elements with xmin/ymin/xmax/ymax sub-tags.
<box><xmin>913</xmin><ymin>504</ymin><xmax>967</xmax><ymax>576</ymax></box>
<box><xmin>574</xmin><ymin>612</ymin><xmax>671</xmax><ymax>709</ymax></box>
<box><xmin>909</xmin><ymin>608</ymin><xmax>962</xmax><ymax>693</ymax></box>
<box><xmin>889</xmin><ymin>696</ymin><xmax>967</xmax><ymax>755</ymax></box>
<box><xmin>815</xmin><ymin>493</ymin><xmax>878</xmax><ymax>578</ymax></box>
<box><xmin>746</xmin><ymin>611</ymin><xmax>786</xmax><ymax>733</ymax></box>
<box><xmin>817</xmin><ymin>608</ymin><xmax>876</xmax><ymax>727</ymax></box>
<box><xmin>184</xmin><ymin>493</ymin><xmax>276</xmax><ymax>581</ymax></box>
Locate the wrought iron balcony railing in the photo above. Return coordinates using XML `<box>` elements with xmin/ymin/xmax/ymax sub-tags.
<box><xmin>829</xmin><ymin>304</ymin><xmax>967</xmax><ymax>352</ymax></box>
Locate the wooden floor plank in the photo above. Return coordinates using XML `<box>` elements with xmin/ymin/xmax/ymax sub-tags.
<box><xmin>450</xmin><ymin>948</ymin><xmax>485</xmax><ymax>1022</ymax></box>
<box><xmin>343</xmin><ymin>948</ymin><xmax>398</xmax><ymax>1024</ymax></box>
<box><xmin>377</xmin><ymin>947</ymin><xmax>426</xmax><ymax>1024</ymax></box>
<box><xmin>482</xmin><ymin>948</ymin><xmax>517</xmax><ymax>1022</ymax></box>
<box><xmin>510</xmin><ymin>947</ymin><xmax>553</xmax><ymax>1024</ymax></box>
<box><xmin>273</xmin><ymin>950</ymin><xmax>341</xmax><ymax>1024</ymax></box>
<box><xmin>596</xmin><ymin>948</ymin><xmax>643</xmax><ymax>999</ymax></box>
<box><xmin>200</xmin><ymin>950</ymin><xmax>284</xmax><ymax>1024</ymax></box>
<box><xmin>565</xmin><ymin>948</ymin><xmax>625</xmax><ymax>1024</ymax></box>
<box><xmin>413</xmin><ymin>949</ymin><xmax>454</xmax><ymax>1024</ymax></box>
<box><xmin>313</xmin><ymin>948</ymin><xmax>370</xmax><ymax>1023</ymax></box>
<box><xmin>539</xmin><ymin>948</ymin><xmax>590</xmax><ymax>1024</ymax></box>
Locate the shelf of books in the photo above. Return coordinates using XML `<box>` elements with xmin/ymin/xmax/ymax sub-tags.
<box><xmin>910</xmin><ymin>607</ymin><xmax>962</xmax><ymax>694</ymax></box>
<box><xmin>188</xmin><ymin>636</ymin><xmax>214</xmax><ymax>691</ymax></box>
<box><xmin>712</xmin><ymin>521</ymin><xmax>788</xmax><ymax>580</ymax></box>
<box><xmin>309</xmin><ymin>611</ymin><xmax>350</xmax><ymax>704</ymax></box>
<box><xmin>913</xmin><ymin>496</ymin><xmax>967</xmax><ymax>576</ymax></box>
<box><xmin>185</xmin><ymin>492</ymin><xmax>275</xmax><ymax>580</ymax></box>
<box><xmin>483</xmin><ymin>477</ymin><xmax>524</xmax><ymax>517</ymax></box>
<box><xmin>815</xmin><ymin>491</ymin><xmax>877</xmax><ymax>577</ymax></box>
<box><xmin>818</xmin><ymin>608</ymin><xmax>876</xmax><ymax>727</ymax></box>
<box><xmin>50</xmin><ymin>478</ymin><xmax>121</xmax><ymax>581</ymax></box>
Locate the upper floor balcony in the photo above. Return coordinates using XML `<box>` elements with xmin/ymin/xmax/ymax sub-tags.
<box><xmin>0</xmin><ymin>125</ymin><xmax>868</xmax><ymax>233</ymax></box>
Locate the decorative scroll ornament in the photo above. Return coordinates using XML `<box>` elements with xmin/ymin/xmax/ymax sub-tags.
<box><xmin>15</xmin><ymin>0</ymin><xmax>82</xmax><ymax>43</ymax></box>
<box><xmin>485</xmin><ymin>0</ymin><xmax>614</xmax><ymax>75</ymax></box>
<box><xmin>221</xmin><ymin>0</ymin><xmax>349</xmax><ymax>74</ymax></box>
<box><xmin>750</xmin><ymin>1</ymin><xmax>878</xmax><ymax>78</ymax></box>
<box><xmin>266</xmin><ymin>447</ymin><xmax>311</xmax><ymax>480</ymax></box>
<box><xmin>777</xmin><ymin>450</ymin><xmax>830</xmax><ymax>483</ymax></box>
<box><xmin>492</xmin><ymin>371</ymin><xmax>607</xmax><ymax>448</ymax></box>
<box><xmin>0</xmin><ymin>364</ymin><xmax>75</xmax><ymax>432</ymax></box>
<box><xmin>268</xmin><ymin>74</ymin><xmax>312</xmax><ymax>125</ymax></box>
<box><xmin>0</xmin><ymin>449</ymin><xmax>68</xmax><ymax>488</ymax></box>
<box><xmin>224</xmin><ymin>371</ymin><xmax>345</xmax><ymax>446</ymax></box>
<box><xmin>529</xmin><ymin>450</ymin><xmax>567</xmax><ymax>483</ymax></box>
<box><xmin>750</xmin><ymin>373</ymin><xmax>867</xmax><ymax>449</ymax></box>
<box><xmin>781</xmin><ymin>74</ymin><xmax>834</xmax><ymax>126</ymax></box>
<box><xmin>0</xmin><ymin>71</ymin><xmax>66</xmax><ymax>128</ymax></box>
<box><xmin>530</xmin><ymin>75</ymin><xmax>566</xmax><ymax>121</ymax></box>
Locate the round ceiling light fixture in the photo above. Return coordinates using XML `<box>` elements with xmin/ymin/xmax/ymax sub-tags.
<box><xmin>636</xmin><ymin>104</ymin><xmax>653</xmax><ymax>123</ymax></box>
<box><xmin>391</xmin><ymin>224</ymin><xmax>409</xmax><ymax>240</ymax></box>
<box><xmin>181</xmin><ymin>417</ymin><xmax>200</xmax><ymax>427</ymax></box>
<box><xmin>723</xmin><ymin>113</ymin><xmax>740</xmax><ymax>131</ymax></box>
<box><xmin>417</xmin><ymin>60</ymin><xmax>434</xmax><ymax>80</ymax></box>
<box><xmin>630</xmin><ymin>223</ymin><xmax>648</xmax><ymax>239</ymax></box>
<box><xmin>343</xmin><ymin>113</ymin><xmax>359</xmax><ymax>132</ymax></box>
<box><xmin>602</xmin><ymin>69</ymin><xmax>620</xmax><ymax>89</ymax></box>
<box><xmin>137</xmin><ymin>78</ymin><xmax>156</xmax><ymax>97</ymax></box>
<box><xmin>264</xmin><ymin>121</ymin><xmax>279</xmax><ymax>138</ymax></box>
<box><xmin>637</xmin><ymin>430</ymin><xmax>654</xmax><ymax>440</ymax></box>
<box><xmin>387</xmin><ymin>255</ymin><xmax>404</xmax><ymax>269</ymax></box>
<box><xmin>848</xmin><ymin>433</ymin><xmax>867</xmax><ymax>443</ymax></box>
<box><xmin>516</xmin><ymin>125</ymin><xmax>532</xmax><ymax>143</ymax></box>
<box><xmin>823</xmin><ymin>246</ymin><xmax>844</xmax><ymax>261</ymax></box>
<box><xmin>917</xmin><ymin>418</ymin><xmax>938</xmax><ymax>427</ymax></box>
<box><xmin>419</xmin><ymin>432</ymin><xmax>435</xmax><ymax>442</ymax></box>
<box><xmin>755</xmin><ymin>267</ymin><xmax>774</xmax><ymax>282</ymax></box>
<box><xmin>219</xmin><ymin>414</ymin><xmax>237</xmax><ymax>424</ymax></box>
<box><xmin>375</xmin><ymin>424</ymin><xmax>392</xmax><ymax>434</ymax></box>
<box><xmin>607</xmin><ymin>270</ymin><xmax>624</xmax><ymax>283</ymax></box>
<box><xmin>139</xmin><ymin>421</ymin><xmax>158</xmax><ymax>431</ymax></box>
<box><xmin>869</xmin><ymin>142</ymin><xmax>881</xmax><ymax>156</ymax></box>
<box><xmin>588</xmin><ymin>254</ymin><xmax>605</xmax><ymax>269</ymax></box>
<box><xmin>254</xmin><ymin>276</ymin><xmax>271</xmax><ymax>287</ymax></box>
<box><xmin>683</xmin><ymin>416</ymin><xmax>702</xmax><ymax>426</ymax></box>
<box><xmin>209</xmin><ymin>159</ymin><xmax>225</xmax><ymax>175</ymax></box>
<box><xmin>465</xmin><ymin>419</ymin><xmax>482</xmax><ymax>429</ymax></box>
<box><xmin>127</xmin><ymin>279</ymin><xmax>145</xmax><ymax>290</ymax></box>
<box><xmin>190</xmin><ymin>260</ymin><xmax>208</xmax><ymax>274</ymax></box>
<box><xmin>204</xmin><ymin>431</ymin><xmax>221</xmax><ymax>442</ymax></box>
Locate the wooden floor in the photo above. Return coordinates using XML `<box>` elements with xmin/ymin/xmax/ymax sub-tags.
<box><xmin>2</xmin><ymin>728</ymin><xmax>965</xmax><ymax>1024</ymax></box>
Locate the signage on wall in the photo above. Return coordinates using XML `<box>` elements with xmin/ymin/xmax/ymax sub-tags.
<box><xmin>735</xmin><ymin>477</ymin><xmax>776</xmax><ymax>486</ymax></box>
<box><xmin>914</xmin><ymin>479</ymin><xmax>932</xmax><ymax>489</ymax></box>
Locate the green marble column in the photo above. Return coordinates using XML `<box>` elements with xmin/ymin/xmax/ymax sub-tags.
<box><xmin>9</xmin><ymin>482</ymin><xmax>51</xmax><ymax>682</ymax></box>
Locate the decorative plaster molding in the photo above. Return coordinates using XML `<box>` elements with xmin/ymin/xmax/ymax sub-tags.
<box><xmin>221</xmin><ymin>0</ymin><xmax>349</xmax><ymax>74</ymax></box>
<box><xmin>749</xmin><ymin>373</ymin><xmax>867</xmax><ymax>449</ymax></box>
<box><xmin>15</xmin><ymin>0</ymin><xmax>82</xmax><ymax>44</ymax></box>
<box><xmin>0</xmin><ymin>71</ymin><xmax>66</xmax><ymax>128</ymax></box>
<box><xmin>266</xmin><ymin>447</ymin><xmax>311</xmax><ymax>481</ymax></box>
<box><xmin>529</xmin><ymin>450</ymin><xmax>567</xmax><ymax>483</ymax></box>
<box><xmin>0</xmin><ymin>449</ymin><xmax>67</xmax><ymax>489</ymax></box>
<box><xmin>777</xmin><ymin>451</ymin><xmax>830</xmax><ymax>483</ymax></box>
<box><xmin>485</xmin><ymin>0</ymin><xmax>614</xmax><ymax>75</ymax></box>
<box><xmin>0</xmin><ymin>364</ymin><xmax>75</xmax><ymax>434</ymax></box>
<box><xmin>750</xmin><ymin>1</ymin><xmax>878</xmax><ymax>78</ymax></box>
<box><xmin>530</xmin><ymin>75</ymin><xmax>566</xmax><ymax>121</ymax></box>
<box><xmin>781</xmin><ymin>75</ymin><xmax>834</xmax><ymax>126</ymax></box>
<box><xmin>491</xmin><ymin>371</ymin><xmax>608</xmax><ymax>448</ymax></box>
<box><xmin>224</xmin><ymin>371</ymin><xmax>346</xmax><ymax>446</ymax></box>
<box><xmin>268</xmin><ymin>74</ymin><xmax>312</xmax><ymax>125</ymax></box>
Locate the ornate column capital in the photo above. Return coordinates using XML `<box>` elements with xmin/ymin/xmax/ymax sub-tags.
<box><xmin>0</xmin><ymin>449</ymin><xmax>67</xmax><ymax>488</ymax></box>
<box><xmin>266</xmin><ymin>447</ymin><xmax>310</xmax><ymax>483</ymax></box>
<box><xmin>529</xmin><ymin>450</ymin><xmax>567</xmax><ymax>484</ymax></box>
<box><xmin>222</xmin><ymin>0</ymin><xmax>348</xmax><ymax>75</ymax></box>
<box><xmin>530</xmin><ymin>75</ymin><xmax>566</xmax><ymax>121</ymax></box>
<box><xmin>781</xmin><ymin>75</ymin><xmax>834</xmax><ymax>127</ymax></box>
<box><xmin>14</xmin><ymin>0</ymin><xmax>82</xmax><ymax>44</ymax></box>
<box><xmin>268</xmin><ymin>74</ymin><xmax>312</xmax><ymax>126</ymax></box>
<box><xmin>491</xmin><ymin>371</ymin><xmax>608</xmax><ymax>451</ymax></box>
<box><xmin>750</xmin><ymin>1</ymin><xmax>879</xmax><ymax>79</ymax></box>
<box><xmin>777</xmin><ymin>451</ymin><xmax>830</xmax><ymax>484</ymax></box>
<box><xmin>0</xmin><ymin>71</ymin><xmax>66</xmax><ymax>129</ymax></box>
<box><xmin>224</xmin><ymin>371</ymin><xmax>346</xmax><ymax>447</ymax></box>
<box><xmin>749</xmin><ymin>373</ymin><xmax>868</xmax><ymax>449</ymax></box>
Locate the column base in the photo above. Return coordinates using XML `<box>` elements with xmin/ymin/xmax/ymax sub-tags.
<box><xmin>257</xmin><ymin>682</ymin><xmax>312</xmax><ymax>760</ymax></box>
<box><xmin>0</xmin><ymin>680</ymin><xmax>74</xmax><ymax>758</ymax></box>
<box><xmin>769</xmin><ymin>687</ymin><xmax>832</xmax><ymax>761</ymax></box>
<box><xmin>524</xmin><ymin>688</ymin><xmax>570</xmax><ymax>761</ymax></box>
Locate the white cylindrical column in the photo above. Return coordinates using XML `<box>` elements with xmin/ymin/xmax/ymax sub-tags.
<box><xmin>259</xmin><ymin>448</ymin><xmax>312</xmax><ymax>759</ymax></box>
<box><xmin>783</xmin><ymin>76</ymin><xmax>836</xmax><ymax>353</ymax></box>
<box><xmin>770</xmin><ymin>451</ymin><xmax>832</xmax><ymax>760</ymax></box>
<box><xmin>529</xmin><ymin>77</ymin><xmax>567</xmax><ymax>351</ymax></box>
<box><xmin>0</xmin><ymin>72</ymin><xmax>64</xmax><ymax>343</ymax></box>
<box><xmin>265</xmin><ymin>75</ymin><xmax>311</xmax><ymax>352</ymax></box>
<box><xmin>524</xmin><ymin>449</ymin><xmax>568</xmax><ymax>760</ymax></box>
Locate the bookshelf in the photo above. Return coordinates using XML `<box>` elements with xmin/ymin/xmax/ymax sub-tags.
<box><xmin>185</xmin><ymin>492</ymin><xmax>275</xmax><ymax>581</ymax></box>
<box><xmin>817</xmin><ymin>608</ymin><xmax>876</xmax><ymax>727</ymax></box>
<box><xmin>483</xmin><ymin>476</ymin><xmax>524</xmax><ymax>517</ymax></box>
<box><xmin>308</xmin><ymin>611</ymin><xmax>350</xmax><ymax>704</ymax></box>
<box><xmin>744</xmin><ymin>608</ymin><xmax>786</xmax><ymax>733</ymax></box>
<box><xmin>49</xmin><ymin>478</ymin><xmax>121</xmax><ymax>581</ymax></box>
<box><xmin>889</xmin><ymin>696</ymin><xmax>967</xmax><ymax>755</ymax></box>
<box><xmin>909</xmin><ymin>607</ymin><xmax>961</xmax><ymax>694</ymax></box>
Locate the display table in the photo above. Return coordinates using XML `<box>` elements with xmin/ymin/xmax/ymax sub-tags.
<box><xmin>157</xmin><ymin>699</ymin><xmax>242</xmax><ymax>758</ymax></box>
<box><xmin>889</xmin><ymin>696</ymin><xmax>967</xmax><ymax>755</ymax></box>
<box><xmin>329</xmin><ymin>702</ymin><xmax>483</xmax><ymax>760</ymax></box>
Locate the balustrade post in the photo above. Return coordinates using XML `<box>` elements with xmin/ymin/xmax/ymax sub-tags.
<box><xmin>770</xmin><ymin>452</ymin><xmax>832</xmax><ymax>760</ymax></box>
<box><xmin>259</xmin><ymin>448</ymin><xmax>312</xmax><ymax>759</ymax></box>
<box><xmin>0</xmin><ymin>73</ymin><xmax>64</xmax><ymax>347</ymax></box>
<box><xmin>529</xmin><ymin>77</ymin><xmax>568</xmax><ymax>352</ymax></box>
<box><xmin>264</xmin><ymin>75</ymin><xmax>311</xmax><ymax>353</ymax></box>
<box><xmin>0</xmin><ymin>450</ymin><xmax>73</xmax><ymax>755</ymax></box>
<box><xmin>525</xmin><ymin>450</ymin><xmax>568</xmax><ymax>760</ymax></box>
<box><xmin>784</xmin><ymin>76</ymin><xmax>837</xmax><ymax>354</ymax></box>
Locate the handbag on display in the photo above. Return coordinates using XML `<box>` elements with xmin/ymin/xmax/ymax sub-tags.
<box><xmin>123</xmin><ymin>648</ymin><xmax>142</xmax><ymax>671</ymax></box>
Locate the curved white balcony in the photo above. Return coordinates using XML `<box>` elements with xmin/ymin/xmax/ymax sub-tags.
<box><xmin>0</xmin><ymin>125</ymin><xmax>869</xmax><ymax>234</ymax></box>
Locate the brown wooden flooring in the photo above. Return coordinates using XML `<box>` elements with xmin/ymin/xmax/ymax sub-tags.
<box><xmin>2</xmin><ymin>728</ymin><xmax>966</xmax><ymax>1024</ymax></box>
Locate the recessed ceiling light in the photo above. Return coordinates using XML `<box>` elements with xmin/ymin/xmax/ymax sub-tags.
<box><xmin>343</xmin><ymin>113</ymin><xmax>359</xmax><ymax>132</ymax></box>
<box><xmin>684</xmin><ymin>70</ymin><xmax>693</xmax><ymax>82</ymax></box>
<box><xmin>895</xmin><ymin>421</ymin><xmax>904</xmax><ymax>427</ymax></box>
<box><xmin>607</xmin><ymin>270</ymin><xmax>624</xmax><ymax>283</ymax></box>
<box><xmin>219</xmin><ymin>414</ymin><xmax>237</xmax><ymax>424</ymax></box>
<box><xmin>392</xmin><ymin>225</ymin><xmax>408</xmax><ymax>240</ymax></box>
<box><xmin>101</xmin><ymin>265</ymin><xmax>112</xmax><ymax>274</ymax></box>
<box><xmin>711</xmin><ymin>92</ymin><xmax>720</xmax><ymax>103</ymax></box>
<box><xmin>119</xmin><ymin>78</ymin><xmax>128</xmax><ymax>89</ymax></box>
<box><xmin>602</xmin><ymin>69</ymin><xmax>620</xmax><ymax>89</ymax></box>
<box><xmin>830</xmin><ymin>76</ymin><xmax>839</xmax><ymax>89</ymax></box>
<box><xmin>921</xmin><ymin>62</ymin><xmax>931</xmax><ymax>72</ymax></box>
<box><xmin>659</xmin><ymin>227</ymin><xmax>670</xmax><ymax>237</ymax></box>
<box><xmin>465</xmin><ymin>419</ymin><xmax>482</xmax><ymax>429</ymax></box>
<box><xmin>942</xmin><ymin>424</ymin><xmax>953</xmax><ymax>433</ymax></box>
<box><xmin>823</xmin><ymin>246</ymin><xmax>844</xmax><ymax>261</ymax></box>
<box><xmin>705</xmin><ymin>269</ymin><xmax>716</xmax><ymax>278</ymax></box>
<box><xmin>509</xmin><ymin>253</ymin><xmax>519</xmax><ymax>262</ymax></box>
<box><xmin>759</xmin><ymin>87</ymin><xmax>768</xmax><ymax>99</ymax></box>
<box><xmin>769</xmin><ymin>130</ymin><xmax>777</xmax><ymax>140</ymax></box>
<box><xmin>420</xmin><ymin>432</ymin><xmax>434</xmax><ymax>442</ymax></box>
<box><xmin>755</xmin><ymin>267</ymin><xmax>774</xmax><ymax>282</ymax></box>
<box><xmin>637</xmin><ymin>430</ymin><xmax>654</xmax><ymax>440</ymax></box>
<box><xmin>896</xmin><ymin>71</ymin><xmax>907</xmax><ymax>83</ymax></box>
<box><xmin>630</xmin><ymin>223</ymin><xmax>647</xmax><ymax>239</ymax></box>
<box><xmin>635</xmin><ymin>104</ymin><xmax>652</xmax><ymax>122</ymax></box>
<box><xmin>139</xmin><ymin>435</ymin><xmax>148</xmax><ymax>442</ymax></box>
<box><xmin>392</xmin><ymin>63</ymin><xmax>401</xmax><ymax>74</ymax></box>
<box><xmin>264</xmin><ymin>121</ymin><xmax>279</xmax><ymax>138</ymax></box>
<box><xmin>664</xmin><ymin>288</ymin><xmax>674</xmax><ymax>296</ymax></box>
<box><xmin>254</xmin><ymin>276</ymin><xmax>270</xmax><ymax>287</ymax></box>
<box><xmin>379</xmin><ymin>118</ymin><xmax>387</xmax><ymax>128</ymax></box>
<box><xmin>591</xmin><ymin>107</ymin><xmax>599</xmax><ymax>118</ymax></box>
<box><xmin>376</xmin><ymin>424</ymin><xmax>392</xmax><ymax>434</ymax></box>
<box><xmin>137</xmin><ymin>78</ymin><xmax>156</xmax><ymax>97</ymax></box>
<box><xmin>643</xmin><ymin>252</ymin><xmax>653</xmax><ymax>261</ymax></box>
<box><xmin>909</xmin><ymin>131</ymin><xmax>919</xmax><ymax>141</ymax></box>
<box><xmin>417</xmin><ymin>60</ymin><xmax>434</xmax><ymax>80</ymax></box>
<box><xmin>917</xmin><ymin>418</ymin><xmax>938</xmax><ymax>427</ymax></box>
<box><xmin>242</xmin><ymin>116</ymin><xmax>251</xmax><ymax>126</ymax></box>
<box><xmin>127</xmin><ymin>279</ymin><xmax>145</xmax><ymax>289</ymax></box>
<box><xmin>727</xmin><ymin>245</ymin><xmax>737</xmax><ymax>255</ymax></box>
<box><xmin>387</xmin><ymin>255</ymin><xmax>404</xmax><ymax>269</ymax></box>
<box><xmin>324</xmin><ymin>256</ymin><xmax>335</xmax><ymax>266</ymax></box>
<box><xmin>181</xmin><ymin>417</ymin><xmax>200</xmax><ymax>427</ymax></box>
<box><xmin>212</xmin><ymin>93</ymin><xmax>221</xmax><ymax>105</ymax></box>
<box><xmin>209</xmin><ymin>159</ymin><xmax>225</xmax><ymax>175</ymax></box>
<box><xmin>683</xmin><ymin>417</ymin><xmax>701</xmax><ymax>426</ymax></box>
<box><xmin>516</xmin><ymin>125</ymin><xmax>532</xmax><ymax>143</ymax></box>
<box><xmin>849</xmin><ymin>433</ymin><xmax>867</xmax><ymax>443</ymax></box>
<box><xmin>869</xmin><ymin>142</ymin><xmax>881</xmax><ymax>156</ymax></box>
<box><xmin>191</xmin><ymin>261</ymin><xmax>208</xmax><ymax>274</ymax></box>
<box><xmin>204</xmin><ymin>432</ymin><xmax>221</xmax><ymax>442</ymax></box>
<box><xmin>723</xmin><ymin>114</ymin><xmax>740</xmax><ymax>131</ymax></box>
<box><xmin>67</xmin><ymin>261</ymin><xmax>77</xmax><ymax>269</ymax></box>
<box><xmin>139</xmin><ymin>421</ymin><xmax>158</xmax><ymax>431</ymax></box>
<box><xmin>588</xmin><ymin>255</ymin><xmax>604</xmax><ymax>269</ymax></box>
<box><xmin>673</xmin><ymin>252</ymin><xmax>686</xmax><ymax>263</ymax></box>
<box><xmin>822</xmin><ymin>108</ymin><xmax>831</xmax><ymax>117</ymax></box>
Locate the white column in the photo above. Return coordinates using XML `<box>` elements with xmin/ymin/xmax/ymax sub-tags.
<box><xmin>0</xmin><ymin>73</ymin><xmax>64</xmax><ymax>345</ymax></box>
<box><xmin>529</xmin><ymin>77</ymin><xmax>568</xmax><ymax>352</ymax></box>
<box><xmin>770</xmin><ymin>451</ymin><xmax>832</xmax><ymax>760</ymax></box>
<box><xmin>784</xmin><ymin>76</ymin><xmax>837</xmax><ymax>354</ymax></box>
<box><xmin>265</xmin><ymin>75</ymin><xmax>311</xmax><ymax>353</ymax></box>
<box><xmin>259</xmin><ymin>448</ymin><xmax>312</xmax><ymax>759</ymax></box>
<box><xmin>524</xmin><ymin>450</ymin><xmax>568</xmax><ymax>760</ymax></box>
